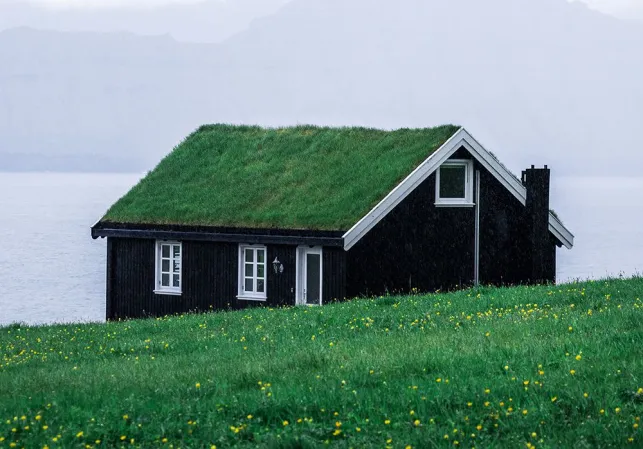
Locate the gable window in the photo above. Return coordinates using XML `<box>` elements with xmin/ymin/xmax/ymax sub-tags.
<box><xmin>155</xmin><ymin>241</ymin><xmax>182</xmax><ymax>295</ymax></box>
<box><xmin>435</xmin><ymin>159</ymin><xmax>474</xmax><ymax>206</ymax></box>
<box><xmin>238</xmin><ymin>245</ymin><xmax>267</xmax><ymax>301</ymax></box>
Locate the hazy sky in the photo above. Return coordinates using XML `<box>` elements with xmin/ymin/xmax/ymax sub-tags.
<box><xmin>6</xmin><ymin>0</ymin><xmax>643</xmax><ymax>21</ymax></box>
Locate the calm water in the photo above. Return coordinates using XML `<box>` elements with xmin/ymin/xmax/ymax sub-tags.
<box><xmin>0</xmin><ymin>173</ymin><xmax>641</xmax><ymax>326</ymax></box>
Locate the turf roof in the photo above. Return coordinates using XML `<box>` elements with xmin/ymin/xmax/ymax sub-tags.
<box><xmin>101</xmin><ymin>124</ymin><xmax>460</xmax><ymax>230</ymax></box>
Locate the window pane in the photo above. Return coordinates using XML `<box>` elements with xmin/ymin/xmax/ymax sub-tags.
<box><xmin>257</xmin><ymin>249</ymin><xmax>265</xmax><ymax>263</ymax></box>
<box><xmin>245</xmin><ymin>278</ymin><xmax>253</xmax><ymax>292</ymax></box>
<box><xmin>173</xmin><ymin>274</ymin><xmax>180</xmax><ymax>288</ymax></box>
<box><xmin>257</xmin><ymin>264</ymin><xmax>265</xmax><ymax>278</ymax></box>
<box><xmin>257</xmin><ymin>279</ymin><xmax>265</xmax><ymax>293</ymax></box>
<box><xmin>173</xmin><ymin>245</ymin><xmax>181</xmax><ymax>258</ymax></box>
<box><xmin>440</xmin><ymin>165</ymin><xmax>466</xmax><ymax>199</ymax></box>
<box><xmin>161</xmin><ymin>245</ymin><xmax>170</xmax><ymax>258</ymax></box>
<box><xmin>161</xmin><ymin>259</ymin><xmax>170</xmax><ymax>273</ymax></box>
<box><xmin>245</xmin><ymin>263</ymin><xmax>253</xmax><ymax>277</ymax></box>
<box><xmin>161</xmin><ymin>273</ymin><xmax>170</xmax><ymax>287</ymax></box>
<box><xmin>173</xmin><ymin>260</ymin><xmax>181</xmax><ymax>273</ymax></box>
<box><xmin>245</xmin><ymin>248</ymin><xmax>254</xmax><ymax>263</ymax></box>
<box><xmin>306</xmin><ymin>253</ymin><xmax>321</xmax><ymax>305</ymax></box>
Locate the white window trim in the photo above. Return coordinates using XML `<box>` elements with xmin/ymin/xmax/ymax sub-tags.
<box><xmin>295</xmin><ymin>246</ymin><xmax>323</xmax><ymax>306</ymax></box>
<box><xmin>434</xmin><ymin>159</ymin><xmax>475</xmax><ymax>207</ymax></box>
<box><xmin>237</xmin><ymin>244</ymin><xmax>268</xmax><ymax>301</ymax></box>
<box><xmin>154</xmin><ymin>240</ymin><xmax>182</xmax><ymax>295</ymax></box>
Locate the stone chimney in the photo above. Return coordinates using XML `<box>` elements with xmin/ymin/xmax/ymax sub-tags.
<box><xmin>522</xmin><ymin>165</ymin><xmax>554</xmax><ymax>283</ymax></box>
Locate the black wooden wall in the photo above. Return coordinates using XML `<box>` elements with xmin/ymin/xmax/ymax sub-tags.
<box><xmin>106</xmin><ymin>239</ymin><xmax>346</xmax><ymax>320</ymax></box>
<box><xmin>345</xmin><ymin>167</ymin><xmax>476</xmax><ymax>298</ymax></box>
<box><xmin>345</xmin><ymin>147</ymin><xmax>557</xmax><ymax>298</ymax></box>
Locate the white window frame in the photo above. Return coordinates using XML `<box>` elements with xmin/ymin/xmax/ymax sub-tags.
<box><xmin>295</xmin><ymin>246</ymin><xmax>323</xmax><ymax>306</ymax></box>
<box><xmin>237</xmin><ymin>244</ymin><xmax>268</xmax><ymax>301</ymax></box>
<box><xmin>154</xmin><ymin>240</ymin><xmax>182</xmax><ymax>295</ymax></box>
<box><xmin>435</xmin><ymin>159</ymin><xmax>475</xmax><ymax>207</ymax></box>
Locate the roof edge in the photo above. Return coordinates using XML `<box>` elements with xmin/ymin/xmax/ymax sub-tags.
<box><xmin>92</xmin><ymin>227</ymin><xmax>345</xmax><ymax>247</ymax></box>
<box><xmin>343</xmin><ymin>128</ymin><xmax>574</xmax><ymax>250</ymax></box>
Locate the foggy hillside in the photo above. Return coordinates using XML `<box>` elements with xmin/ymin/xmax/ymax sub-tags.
<box><xmin>0</xmin><ymin>0</ymin><xmax>291</xmax><ymax>43</ymax></box>
<box><xmin>1</xmin><ymin>0</ymin><xmax>642</xmax><ymax>174</ymax></box>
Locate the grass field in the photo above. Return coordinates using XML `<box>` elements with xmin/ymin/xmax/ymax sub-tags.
<box><xmin>1</xmin><ymin>278</ymin><xmax>642</xmax><ymax>448</ymax></box>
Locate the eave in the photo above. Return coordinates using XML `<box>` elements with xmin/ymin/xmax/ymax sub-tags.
<box><xmin>91</xmin><ymin>223</ymin><xmax>345</xmax><ymax>247</ymax></box>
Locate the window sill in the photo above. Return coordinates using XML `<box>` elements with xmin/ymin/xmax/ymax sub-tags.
<box><xmin>154</xmin><ymin>289</ymin><xmax>182</xmax><ymax>296</ymax></box>
<box><xmin>435</xmin><ymin>202</ymin><xmax>475</xmax><ymax>208</ymax></box>
<box><xmin>237</xmin><ymin>295</ymin><xmax>267</xmax><ymax>302</ymax></box>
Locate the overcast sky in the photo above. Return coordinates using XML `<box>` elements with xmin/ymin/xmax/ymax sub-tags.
<box><xmin>3</xmin><ymin>0</ymin><xmax>643</xmax><ymax>21</ymax></box>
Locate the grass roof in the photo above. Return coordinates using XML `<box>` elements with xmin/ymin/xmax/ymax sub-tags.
<box><xmin>101</xmin><ymin>124</ymin><xmax>460</xmax><ymax>230</ymax></box>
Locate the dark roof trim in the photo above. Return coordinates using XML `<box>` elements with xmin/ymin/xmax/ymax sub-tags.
<box><xmin>91</xmin><ymin>227</ymin><xmax>345</xmax><ymax>247</ymax></box>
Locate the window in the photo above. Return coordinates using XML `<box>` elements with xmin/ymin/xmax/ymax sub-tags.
<box><xmin>435</xmin><ymin>159</ymin><xmax>474</xmax><ymax>206</ymax></box>
<box><xmin>155</xmin><ymin>241</ymin><xmax>182</xmax><ymax>295</ymax></box>
<box><xmin>238</xmin><ymin>245</ymin><xmax>267</xmax><ymax>300</ymax></box>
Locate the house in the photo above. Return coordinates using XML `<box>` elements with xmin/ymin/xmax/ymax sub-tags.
<box><xmin>91</xmin><ymin>124</ymin><xmax>574</xmax><ymax>320</ymax></box>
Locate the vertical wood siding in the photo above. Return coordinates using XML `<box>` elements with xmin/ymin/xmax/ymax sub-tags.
<box><xmin>323</xmin><ymin>247</ymin><xmax>347</xmax><ymax>303</ymax></box>
<box><xmin>107</xmin><ymin>240</ymin><xmax>320</xmax><ymax>319</ymax></box>
<box><xmin>345</xmin><ymin>146</ymin><xmax>557</xmax><ymax>298</ymax></box>
<box><xmin>478</xmin><ymin>167</ymin><xmax>556</xmax><ymax>285</ymax></box>
<box><xmin>346</xmin><ymin>161</ymin><xmax>475</xmax><ymax>298</ymax></box>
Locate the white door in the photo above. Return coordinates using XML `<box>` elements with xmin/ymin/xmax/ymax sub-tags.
<box><xmin>296</xmin><ymin>247</ymin><xmax>323</xmax><ymax>306</ymax></box>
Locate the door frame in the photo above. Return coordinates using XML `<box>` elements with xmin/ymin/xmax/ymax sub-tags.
<box><xmin>295</xmin><ymin>246</ymin><xmax>323</xmax><ymax>306</ymax></box>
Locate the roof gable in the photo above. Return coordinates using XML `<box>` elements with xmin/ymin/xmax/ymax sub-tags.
<box><xmin>100</xmin><ymin>124</ymin><xmax>460</xmax><ymax>230</ymax></box>
<box><xmin>343</xmin><ymin>128</ymin><xmax>574</xmax><ymax>250</ymax></box>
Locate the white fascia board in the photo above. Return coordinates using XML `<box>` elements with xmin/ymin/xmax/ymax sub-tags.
<box><xmin>343</xmin><ymin>127</ymin><xmax>575</xmax><ymax>251</ymax></box>
<box><xmin>548</xmin><ymin>213</ymin><xmax>574</xmax><ymax>250</ymax></box>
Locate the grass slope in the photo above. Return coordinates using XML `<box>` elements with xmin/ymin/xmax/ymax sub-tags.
<box><xmin>101</xmin><ymin>124</ymin><xmax>459</xmax><ymax>230</ymax></box>
<box><xmin>1</xmin><ymin>278</ymin><xmax>642</xmax><ymax>448</ymax></box>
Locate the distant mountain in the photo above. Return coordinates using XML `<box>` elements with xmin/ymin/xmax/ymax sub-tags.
<box><xmin>0</xmin><ymin>0</ymin><xmax>291</xmax><ymax>43</ymax></box>
<box><xmin>1</xmin><ymin>0</ymin><xmax>642</xmax><ymax>174</ymax></box>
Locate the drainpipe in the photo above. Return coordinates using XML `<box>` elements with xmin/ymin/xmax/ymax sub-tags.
<box><xmin>522</xmin><ymin>165</ymin><xmax>551</xmax><ymax>284</ymax></box>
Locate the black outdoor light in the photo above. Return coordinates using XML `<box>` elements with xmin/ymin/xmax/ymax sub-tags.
<box><xmin>272</xmin><ymin>257</ymin><xmax>284</xmax><ymax>274</ymax></box>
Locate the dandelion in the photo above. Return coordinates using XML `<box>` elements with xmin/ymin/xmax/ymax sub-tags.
<box><xmin>333</xmin><ymin>429</ymin><xmax>342</xmax><ymax>436</ymax></box>
<box><xmin>615</xmin><ymin>407</ymin><xmax>621</xmax><ymax>414</ymax></box>
<box><xmin>384</xmin><ymin>419</ymin><xmax>391</xmax><ymax>425</ymax></box>
<box><xmin>551</xmin><ymin>397</ymin><xmax>557</xmax><ymax>403</ymax></box>
<box><xmin>414</xmin><ymin>419</ymin><xmax>421</xmax><ymax>426</ymax></box>
<box><xmin>522</xmin><ymin>409</ymin><xmax>528</xmax><ymax>415</ymax></box>
<box><xmin>570</xmin><ymin>369</ymin><xmax>576</xmax><ymax>375</ymax></box>
<box><xmin>195</xmin><ymin>383</ymin><xmax>201</xmax><ymax>389</ymax></box>
<box><xmin>123</xmin><ymin>414</ymin><xmax>129</xmax><ymax>420</ymax></box>
<box><xmin>576</xmin><ymin>355</ymin><xmax>582</xmax><ymax>361</ymax></box>
<box><xmin>484</xmin><ymin>388</ymin><xmax>490</xmax><ymax>394</ymax></box>
<box><xmin>120</xmin><ymin>435</ymin><xmax>127</xmax><ymax>441</ymax></box>
<box><xmin>569</xmin><ymin>326</ymin><xmax>573</xmax><ymax>332</ymax></box>
<box><xmin>76</xmin><ymin>431</ymin><xmax>84</xmax><ymax>438</ymax></box>
<box><xmin>335</xmin><ymin>421</ymin><xmax>342</xmax><ymax>427</ymax></box>
<box><xmin>35</xmin><ymin>415</ymin><xmax>42</xmax><ymax>421</ymax></box>
<box><xmin>247</xmin><ymin>414</ymin><xmax>253</xmax><ymax>419</ymax></box>
<box><xmin>600</xmin><ymin>409</ymin><xmax>605</xmax><ymax>415</ymax></box>
<box><xmin>283</xmin><ymin>420</ymin><xmax>289</xmax><ymax>426</ymax></box>
<box><xmin>584</xmin><ymin>393</ymin><xmax>589</xmax><ymax>398</ymax></box>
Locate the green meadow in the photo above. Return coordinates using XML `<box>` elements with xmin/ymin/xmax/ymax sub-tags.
<box><xmin>1</xmin><ymin>278</ymin><xmax>642</xmax><ymax>449</ymax></box>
